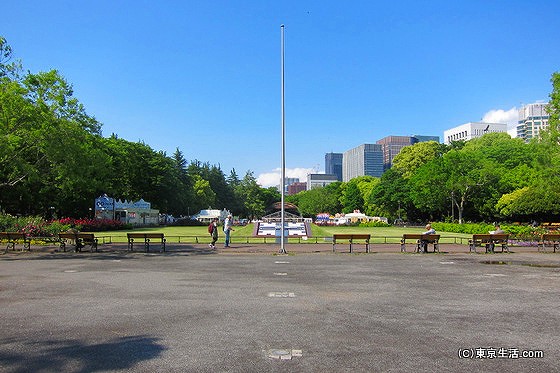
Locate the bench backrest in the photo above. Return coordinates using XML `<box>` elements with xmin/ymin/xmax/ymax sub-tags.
<box><xmin>58</xmin><ymin>232</ymin><xmax>95</xmax><ymax>239</ymax></box>
<box><xmin>402</xmin><ymin>234</ymin><xmax>440</xmax><ymax>242</ymax></box>
<box><xmin>541</xmin><ymin>233</ymin><xmax>560</xmax><ymax>241</ymax></box>
<box><xmin>127</xmin><ymin>233</ymin><xmax>165</xmax><ymax>239</ymax></box>
<box><xmin>472</xmin><ymin>234</ymin><xmax>509</xmax><ymax>242</ymax></box>
<box><xmin>333</xmin><ymin>234</ymin><xmax>370</xmax><ymax>240</ymax></box>
<box><xmin>0</xmin><ymin>232</ymin><xmax>26</xmax><ymax>239</ymax></box>
<box><xmin>402</xmin><ymin>234</ymin><xmax>423</xmax><ymax>240</ymax></box>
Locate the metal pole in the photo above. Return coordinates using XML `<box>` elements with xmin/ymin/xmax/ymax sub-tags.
<box><xmin>279</xmin><ymin>24</ymin><xmax>286</xmax><ymax>254</ymax></box>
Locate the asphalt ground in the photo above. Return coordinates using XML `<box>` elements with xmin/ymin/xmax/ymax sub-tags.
<box><xmin>1</xmin><ymin>242</ymin><xmax>559</xmax><ymax>372</ymax></box>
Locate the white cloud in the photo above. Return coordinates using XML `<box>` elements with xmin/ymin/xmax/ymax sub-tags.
<box><xmin>482</xmin><ymin>107</ymin><xmax>518</xmax><ymax>128</ymax></box>
<box><xmin>257</xmin><ymin>167</ymin><xmax>317</xmax><ymax>188</ymax></box>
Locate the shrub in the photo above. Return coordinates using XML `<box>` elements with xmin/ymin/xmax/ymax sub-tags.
<box><xmin>432</xmin><ymin>222</ymin><xmax>544</xmax><ymax>240</ymax></box>
<box><xmin>359</xmin><ymin>221</ymin><xmax>391</xmax><ymax>228</ymax></box>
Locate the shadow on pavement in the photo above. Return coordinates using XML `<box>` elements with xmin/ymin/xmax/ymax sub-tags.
<box><xmin>0</xmin><ymin>335</ymin><xmax>166</xmax><ymax>372</ymax></box>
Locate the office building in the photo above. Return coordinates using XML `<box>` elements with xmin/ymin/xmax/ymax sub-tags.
<box><xmin>517</xmin><ymin>102</ymin><xmax>550</xmax><ymax>142</ymax></box>
<box><xmin>307</xmin><ymin>174</ymin><xmax>339</xmax><ymax>189</ymax></box>
<box><xmin>376</xmin><ymin>136</ymin><xmax>415</xmax><ymax>170</ymax></box>
<box><xmin>444</xmin><ymin>122</ymin><xmax>507</xmax><ymax>144</ymax></box>
<box><xmin>325</xmin><ymin>152</ymin><xmax>343</xmax><ymax>181</ymax></box>
<box><xmin>287</xmin><ymin>181</ymin><xmax>307</xmax><ymax>195</ymax></box>
<box><xmin>376</xmin><ymin>135</ymin><xmax>441</xmax><ymax>170</ymax></box>
<box><xmin>342</xmin><ymin>144</ymin><xmax>384</xmax><ymax>181</ymax></box>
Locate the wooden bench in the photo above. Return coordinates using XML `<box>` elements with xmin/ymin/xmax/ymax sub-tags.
<box><xmin>401</xmin><ymin>234</ymin><xmax>440</xmax><ymax>253</ymax></box>
<box><xmin>332</xmin><ymin>234</ymin><xmax>370</xmax><ymax>253</ymax></box>
<box><xmin>539</xmin><ymin>233</ymin><xmax>560</xmax><ymax>253</ymax></box>
<box><xmin>1</xmin><ymin>232</ymin><xmax>31</xmax><ymax>253</ymax></box>
<box><xmin>469</xmin><ymin>234</ymin><xmax>509</xmax><ymax>253</ymax></box>
<box><xmin>127</xmin><ymin>232</ymin><xmax>166</xmax><ymax>252</ymax></box>
<box><xmin>58</xmin><ymin>232</ymin><xmax>98</xmax><ymax>252</ymax></box>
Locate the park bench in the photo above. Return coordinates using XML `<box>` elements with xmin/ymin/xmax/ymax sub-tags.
<box><xmin>127</xmin><ymin>232</ymin><xmax>166</xmax><ymax>252</ymax></box>
<box><xmin>1</xmin><ymin>232</ymin><xmax>31</xmax><ymax>253</ymax></box>
<box><xmin>332</xmin><ymin>234</ymin><xmax>370</xmax><ymax>253</ymax></box>
<box><xmin>400</xmin><ymin>234</ymin><xmax>440</xmax><ymax>253</ymax></box>
<box><xmin>469</xmin><ymin>233</ymin><xmax>509</xmax><ymax>253</ymax></box>
<box><xmin>58</xmin><ymin>232</ymin><xmax>98</xmax><ymax>252</ymax></box>
<box><xmin>539</xmin><ymin>233</ymin><xmax>560</xmax><ymax>253</ymax></box>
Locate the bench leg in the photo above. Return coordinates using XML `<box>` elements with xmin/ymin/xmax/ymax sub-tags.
<box><xmin>332</xmin><ymin>242</ymin><xmax>336</xmax><ymax>253</ymax></box>
<box><xmin>161</xmin><ymin>239</ymin><xmax>166</xmax><ymax>252</ymax></box>
<box><xmin>145</xmin><ymin>239</ymin><xmax>150</xmax><ymax>253</ymax></box>
<box><xmin>349</xmin><ymin>240</ymin><xmax>352</xmax><ymax>253</ymax></box>
<box><xmin>400</xmin><ymin>240</ymin><xmax>406</xmax><ymax>252</ymax></box>
<box><xmin>128</xmin><ymin>239</ymin><xmax>134</xmax><ymax>251</ymax></box>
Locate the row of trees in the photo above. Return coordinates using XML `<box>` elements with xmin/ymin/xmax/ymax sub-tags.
<box><xmin>0</xmin><ymin>37</ymin><xmax>279</xmax><ymax>219</ymax></box>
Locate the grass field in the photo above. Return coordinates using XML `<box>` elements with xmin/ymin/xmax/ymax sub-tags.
<box><xmin>89</xmin><ymin>224</ymin><xmax>472</xmax><ymax>245</ymax></box>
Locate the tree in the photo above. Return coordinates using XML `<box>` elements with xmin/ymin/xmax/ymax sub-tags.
<box><xmin>543</xmin><ymin>71</ymin><xmax>560</xmax><ymax>142</ymax></box>
<box><xmin>236</xmin><ymin>171</ymin><xmax>265</xmax><ymax>220</ymax></box>
<box><xmin>392</xmin><ymin>141</ymin><xmax>446</xmax><ymax>178</ymax></box>
<box><xmin>370</xmin><ymin>168</ymin><xmax>414</xmax><ymax>221</ymax></box>
<box><xmin>341</xmin><ymin>181</ymin><xmax>363</xmax><ymax>213</ymax></box>
<box><xmin>288</xmin><ymin>182</ymin><xmax>342</xmax><ymax>216</ymax></box>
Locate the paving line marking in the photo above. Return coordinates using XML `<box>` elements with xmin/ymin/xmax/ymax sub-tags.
<box><xmin>268</xmin><ymin>292</ymin><xmax>296</xmax><ymax>298</ymax></box>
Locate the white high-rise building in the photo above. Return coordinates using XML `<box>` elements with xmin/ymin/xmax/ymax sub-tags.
<box><xmin>443</xmin><ymin>122</ymin><xmax>508</xmax><ymax>144</ymax></box>
<box><xmin>517</xmin><ymin>102</ymin><xmax>550</xmax><ymax>141</ymax></box>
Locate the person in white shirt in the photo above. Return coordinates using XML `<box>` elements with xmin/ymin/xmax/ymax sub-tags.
<box><xmin>223</xmin><ymin>214</ymin><xmax>234</xmax><ymax>248</ymax></box>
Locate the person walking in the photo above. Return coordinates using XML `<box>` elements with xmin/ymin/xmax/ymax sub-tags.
<box><xmin>223</xmin><ymin>214</ymin><xmax>234</xmax><ymax>248</ymax></box>
<box><xmin>208</xmin><ymin>218</ymin><xmax>219</xmax><ymax>249</ymax></box>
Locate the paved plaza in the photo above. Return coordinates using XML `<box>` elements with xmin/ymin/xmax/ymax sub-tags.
<box><xmin>1</xmin><ymin>244</ymin><xmax>559</xmax><ymax>372</ymax></box>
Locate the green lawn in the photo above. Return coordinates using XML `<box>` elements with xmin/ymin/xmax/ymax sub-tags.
<box><xmin>90</xmin><ymin>224</ymin><xmax>471</xmax><ymax>245</ymax></box>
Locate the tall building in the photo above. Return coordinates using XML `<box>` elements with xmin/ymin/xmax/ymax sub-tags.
<box><xmin>376</xmin><ymin>135</ymin><xmax>441</xmax><ymax>170</ymax></box>
<box><xmin>443</xmin><ymin>122</ymin><xmax>507</xmax><ymax>144</ymax></box>
<box><xmin>376</xmin><ymin>136</ymin><xmax>415</xmax><ymax>170</ymax></box>
<box><xmin>342</xmin><ymin>144</ymin><xmax>384</xmax><ymax>181</ymax></box>
<box><xmin>307</xmin><ymin>174</ymin><xmax>339</xmax><ymax>189</ymax></box>
<box><xmin>325</xmin><ymin>152</ymin><xmax>343</xmax><ymax>181</ymax></box>
<box><xmin>517</xmin><ymin>102</ymin><xmax>550</xmax><ymax>142</ymax></box>
<box><xmin>287</xmin><ymin>182</ymin><xmax>307</xmax><ymax>195</ymax></box>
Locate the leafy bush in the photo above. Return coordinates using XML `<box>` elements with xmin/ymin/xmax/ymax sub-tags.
<box><xmin>432</xmin><ymin>222</ymin><xmax>544</xmax><ymax>239</ymax></box>
<box><xmin>359</xmin><ymin>221</ymin><xmax>391</xmax><ymax>228</ymax></box>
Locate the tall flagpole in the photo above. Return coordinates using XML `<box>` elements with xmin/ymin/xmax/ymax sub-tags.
<box><xmin>279</xmin><ymin>24</ymin><xmax>287</xmax><ymax>254</ymax></box>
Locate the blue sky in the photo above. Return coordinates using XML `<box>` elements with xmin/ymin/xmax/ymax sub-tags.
<box><xmin>4</xmin><ymin>1</ymin><xmax>560</xmax><ymax>186</ymax></box>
